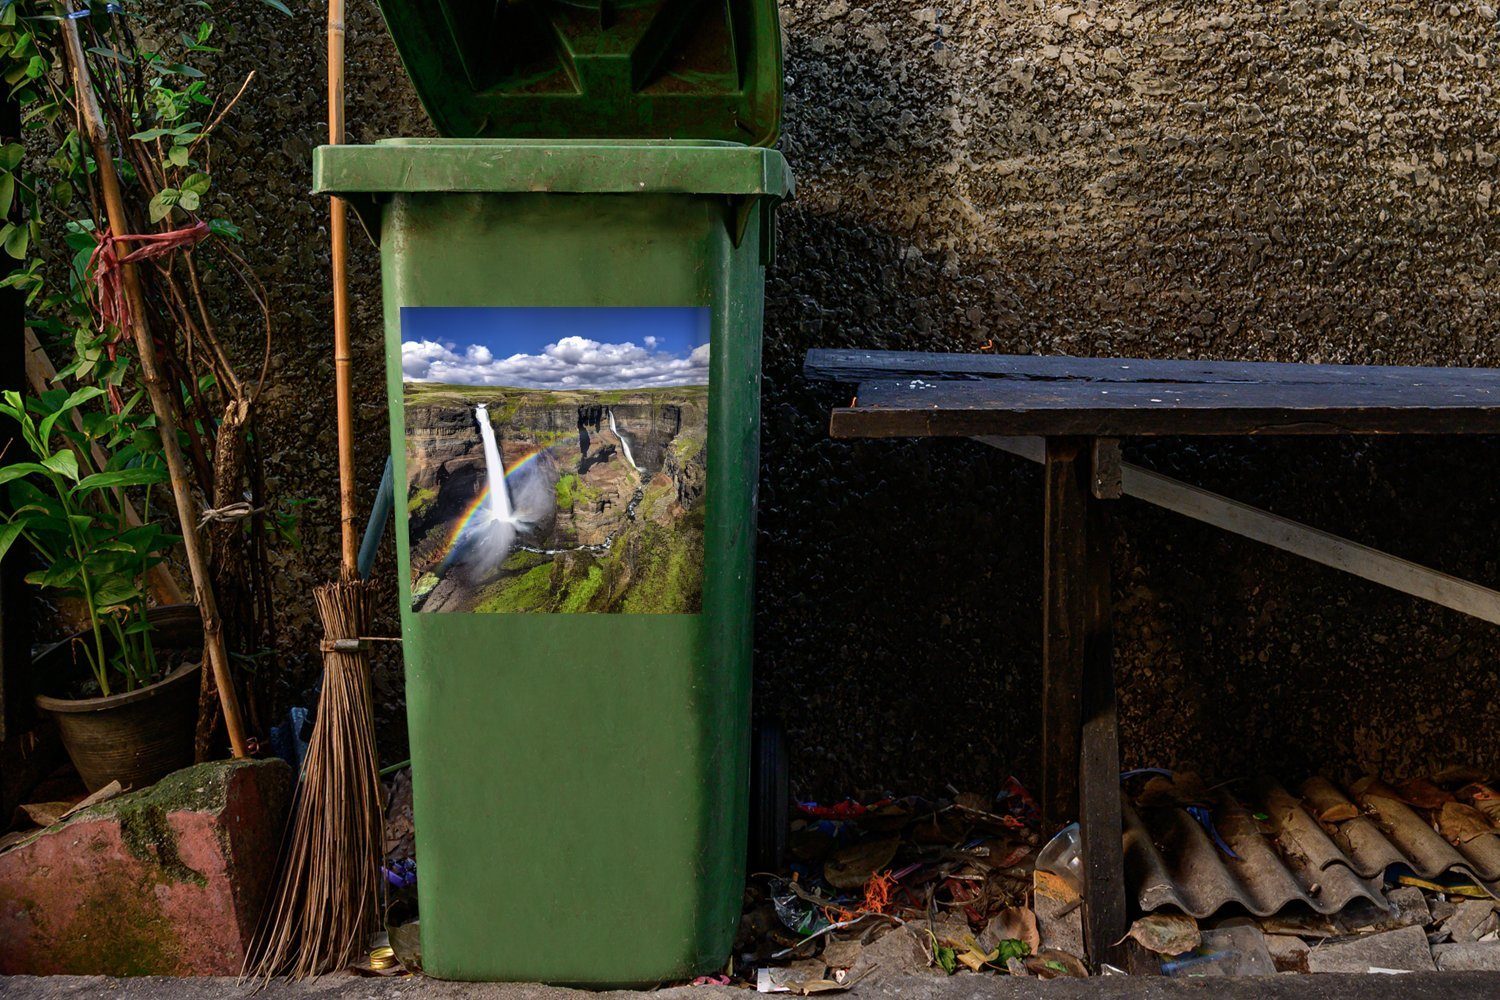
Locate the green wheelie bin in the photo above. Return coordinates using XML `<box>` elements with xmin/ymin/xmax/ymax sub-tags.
<box><xmin>312</xmin><ymin>0</ymin><xmax>791</xmax><ymax>985</ymax></box>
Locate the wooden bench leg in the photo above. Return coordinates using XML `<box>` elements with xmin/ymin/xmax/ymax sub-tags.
<box><xmin>1080</xmin><ymin>492</ymin><xmax>1127</xmax><ymax>966</ymax></box>
<box><xmin>1043</xmin><ymin>436</ymin><xmax>1127</xmax><ymax>968</ymax></box>
<box><xmin>1041</xmin><ymin>437</ymin><xmax>1085</xmax><ymax>833</ymax></box>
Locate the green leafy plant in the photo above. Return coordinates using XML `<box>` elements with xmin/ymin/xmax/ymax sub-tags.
<box><xmin>0</xmin><ymin>1</ymin><xmax>297</xmax><ymax>746</ymax></box>
<box><xmin>0</xmin><ymin>386</ymin><xmax>178</xmax><ymax>695</ymax></box>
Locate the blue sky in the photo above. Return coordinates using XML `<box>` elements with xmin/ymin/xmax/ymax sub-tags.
<box><xmin>401</xmin><ymin>306</ymin><xmax>710</xmax><ymax>390</ymax></box>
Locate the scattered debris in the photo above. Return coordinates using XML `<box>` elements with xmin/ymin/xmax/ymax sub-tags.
<box><xmin>740</xmin><ymin>783</ymin><xmax>1058</xmax><ymax>986</ymax></box>
<box><xmin>377</xmin><ymin>764</ymin><xmax>1500</xmax><ymax>985</ymax></box>
<box><xmin>1440</xmin><ymin>899</ymin><xmax>1498</xmax><ymax>943</ymax></box>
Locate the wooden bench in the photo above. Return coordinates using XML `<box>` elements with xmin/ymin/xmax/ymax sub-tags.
<box><xmin>804</xmin><ymin>348</ymin><xmax>1500</xmax><ymax>967</ymax></box>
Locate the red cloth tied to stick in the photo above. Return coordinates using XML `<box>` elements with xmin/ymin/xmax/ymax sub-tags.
<box><xmin>88</xmin><ymin>220</ymin><xmax>211</xmax><ymax>407</ymax></box>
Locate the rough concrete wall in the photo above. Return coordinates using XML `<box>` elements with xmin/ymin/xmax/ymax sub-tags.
<box><xmin>198</xmin><ymin>1</ymin><xmax>1500</xmax><ymax>793</ymax></box>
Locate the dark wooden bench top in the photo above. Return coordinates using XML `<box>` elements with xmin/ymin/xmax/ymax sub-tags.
<box><xmin>805</xmin><ymin>349</ymin><xmax>1500</xmax><ymax>437</ymax></box>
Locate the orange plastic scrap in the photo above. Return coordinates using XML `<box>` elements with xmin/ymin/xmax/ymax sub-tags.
<box><xmin>825</xmin><ymin>870</ymin><xmax>898</xmax><ymax>925</ymax></box>
<box><xmin>864</xmin><ymin>870</ymin><xmax>896</xmax><ymax>914</ymax></box>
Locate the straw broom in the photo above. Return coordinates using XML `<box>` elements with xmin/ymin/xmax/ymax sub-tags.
<box><xmin>244</xmin><ymin>0</ymin><xmax>383</xmax><ymax>977</ymax></box>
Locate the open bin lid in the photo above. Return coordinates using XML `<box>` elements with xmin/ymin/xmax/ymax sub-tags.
<box><xmin>373</xmin><ymin>0</ymin><xmax>784</xmax><ymax>145</ymax></box>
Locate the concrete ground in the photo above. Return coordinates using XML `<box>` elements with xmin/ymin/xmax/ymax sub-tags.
<box><xmin>3</xmin><ymin>974</ymin><xmax>1500</xmax><ymax>999</ymax></box>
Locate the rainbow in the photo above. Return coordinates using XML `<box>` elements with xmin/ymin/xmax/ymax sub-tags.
<box><xmin>437</xmin><ymin>446</ymin><xmax>550</xmax><ymax>563</ymax></box>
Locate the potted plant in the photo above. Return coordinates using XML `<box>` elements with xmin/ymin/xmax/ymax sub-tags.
<box><xmin>0</xmin><ymin>385</ymin><xmax>198</xmax><ymax>791</ymax></box>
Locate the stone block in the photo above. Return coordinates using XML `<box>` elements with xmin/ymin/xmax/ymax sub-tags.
<box><xmin>0</xmin><ymin>758</ymin><xmax>290</xmax><ymax>975</ymax></box>
<box><xmin>1305</xmin><ymin>924</ymin><xmax>1436</xmax><ymax>974</ymax></box>
<box><xmin>1434</xmin><ymin>942</ymin><xmax>1500</xmax><ymax>971</ymax></box>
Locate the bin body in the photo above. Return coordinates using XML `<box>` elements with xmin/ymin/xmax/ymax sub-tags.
<box><xmin>316</xmin><ymin>139</ymin><xmax>788</xmax><ymax>983</ymax></box>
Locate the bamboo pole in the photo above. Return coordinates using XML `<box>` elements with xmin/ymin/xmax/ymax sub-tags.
<box><xmin>23</xmin><ymin>329</ymin><xmax>187</xmax><ymax>607</ymax></box>
<box><xmin>61</xmin><ymin>9</ymin><xmax>247</xmax><ymax>758</ymax></box>
<box><xmin>328</xmin><ymin>0</ymin><xmax>357</xmax><ymax>575</ymax></box>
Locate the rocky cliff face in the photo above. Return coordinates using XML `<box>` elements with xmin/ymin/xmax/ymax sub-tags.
<box><xmin>403</xmin><ymin>384</ymin><xmax>708</xmax><ymax>613</ymax></box>
<box><xmin>577</xmin><ymin>403</ymin><xmax>686</xmax><ymax>476</ymax></box>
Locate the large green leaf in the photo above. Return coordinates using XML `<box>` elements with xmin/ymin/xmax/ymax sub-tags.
<box><xmin>75</xmin><ymin>467</ymin><xmax>167</xmax><ymax>492</ymax></box>
<box><xmin>0</xmin><ymin>520</ymin><xmax>24</xmax><ymax>563</ymax></box>
<box><xmin>41</xmin><ymin>450</ymin><xmax>80</xmax><ymax>482</ymax></box>
<box><xmin>0</xmin><ymin>461</ymin><xmax>53</xmax><ymax>486</ymax></box>
<box><xmin>26</xmin><ymin>557</ymin><xmax>80</xmax><ymax>588</ymax></box>
<box><xmin>37</xmin><ymin>385</ymin><xmax>106</xmax><ymax>444</ymax></box>
<box><xmin>91</xmin><ymin>578</ymin><xmax>142</xmax><ymax>608</ymax></box>
<box><xmin>2</xmin><ymin>218</ymin><xmax>28</xmax><ymax>258</ymax></box>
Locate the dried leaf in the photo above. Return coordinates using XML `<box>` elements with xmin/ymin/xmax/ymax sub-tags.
<box><xmin>1136</xmin><ymin>772</ymin><xmax>1210</xmax><ymax>808</ymax></box>
<box><xmin>958</xmin><ymin>933</ymin><xmax>1027</xmax><ymax>971</ymax></box>
<box><xmin>1124</xmin><ymin>913</ymin><xmax>1200</xmax><ymax>956</ymax></box>
<box><xmin>18</xmin><ymin>801</ymin><xmax>70</xmax><ymax>828</ymax></box>
<box><xmin>60</xmin><ymin>780</ymin><xmax>124</xmax><ymax>820</ymax></box>
<box><xmin>955</xmin><ymin>946</ymin><xmax>990</xmax><ymax>973</ymax></box>
<box><xmin>1433</xmin><ymin>765</ymin><xmax>1489</xmax><ymax>786</ymax></box>
<box><xmin>1027</xmin><ymin>949</ymin><xmax>1088</xmax><ymax>978</ymax></box>
<box><xmin>980</xmin><ymin>906</ymin><xmax>1039</xmax><ymax>955</ymax></box>
<box><xmin>1438</xmin><ymin>801</ymin><xmax>1495</xmax><ymax>845</ymax></box>
<box><xmin>824</xmin><ymin>837</ymin><xmax>899</xmax><ymax>889</ymax></box>
<box><xmin>1136</xmin><ymin>776</ymin><xmax>1180</xmax><ymax>807</ymax></box>
<box><xmin>1317</xmin><ymin>802</ymin><xmax>1360</xmax><ymax>823</ymax></box>
<box><xmin>1352</xmin><ymin>776</ymin><xmax>1403</xmax><ymax>803</ymax></box>
<box><xmin>1459</xmin><ymin>783</ymin><xmax>1500</xmax><ymax>824</ymax></box>
<box><xmin>1395</xmin><ymin>778</ymin><xmax>1454</xmax><ymax>811</ymax></box>
<box><xmin>1302</xmin><ymin>777</ymin><xmax>1360</xmax><ymax>823</ymax></box>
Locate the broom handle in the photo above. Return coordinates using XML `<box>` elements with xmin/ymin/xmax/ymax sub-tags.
<box><xmin>61</xmin><ymin>10</ymin><xmax>248</xmax><ymax>759</ymax></box>
<box><xmin>329</xmin><ymin>0</ymin><xmax>358</xmax><ymax>577</ymax></box>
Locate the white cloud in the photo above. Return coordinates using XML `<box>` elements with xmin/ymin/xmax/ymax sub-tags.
<box><xmin>402</xmin><ymin>336</ymin><xmax>709</xmax><ymax>389</ymax></box>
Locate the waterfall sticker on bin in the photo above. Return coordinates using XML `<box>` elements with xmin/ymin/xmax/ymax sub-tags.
<box><xmin>401</xmin><ymin>306</ymin><xmax>709</xmax><ymax>614</ymax></box>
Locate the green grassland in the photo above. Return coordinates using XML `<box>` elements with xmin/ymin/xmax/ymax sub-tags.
<box><xmin>467</xmin><ymin>500</ymin><xmax>704</xmax><ymax>615</ymax></box>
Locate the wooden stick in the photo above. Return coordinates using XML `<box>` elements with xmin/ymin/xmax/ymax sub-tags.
<box><xmin>61</xmin><ymin>10</ymin><xmax>247</xmax><ymax>758</ymax></box>
<box><xmin>24</xmin><ymin>329</ymin><xmax>187</xmax><ymax>606</ymax></box>
<box><xmin>975</xmin><ymin>435</ymin><xmax>1500</xmax><ymax>626</ymax></box>
<box><xmin>328</xmin><ymin>0</ymin><xmax>357</xmax><ymax>576</ymax></box>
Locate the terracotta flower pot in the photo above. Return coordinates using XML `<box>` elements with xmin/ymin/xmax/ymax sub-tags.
<box><xmin>33</xmin><ymin>604</ymin><xmax>203</xmax><ymax>792</ymax></box>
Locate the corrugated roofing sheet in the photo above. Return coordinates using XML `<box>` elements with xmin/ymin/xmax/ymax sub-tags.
<box><xmin>1124</xmin><ymin>776</ymin><xmax>1500</xmax><ymax>920</ymax></box>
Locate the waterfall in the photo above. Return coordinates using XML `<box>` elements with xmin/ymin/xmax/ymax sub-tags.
<box><xmin>608</xmin><ymin>408</ymin><xmax>639</xmax><ymax>471</ymax></box>
<box><xmin>475</xmin><ymin>404</ymin><xmax>516</xmax><ymax>524</ymax></box>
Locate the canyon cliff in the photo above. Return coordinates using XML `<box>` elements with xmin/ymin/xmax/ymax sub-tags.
<box><xmin>403</xmin><ymin>383</ymin><xmax>708</xmax><ymax>614</ymax></box>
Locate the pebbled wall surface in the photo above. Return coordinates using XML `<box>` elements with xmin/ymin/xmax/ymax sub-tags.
<box><xmin>193</xmin><ymin>0</ymin><xmax>1500</xmax><ymax>796</ymax></box>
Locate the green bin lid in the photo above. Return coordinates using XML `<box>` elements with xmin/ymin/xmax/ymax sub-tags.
<box><xmin>373</xmin><ymin>0</ymin><xmax>784</xmax><ymax>146</ymax></box>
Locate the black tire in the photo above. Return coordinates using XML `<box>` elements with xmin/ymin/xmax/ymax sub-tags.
<box><xmin>748</xmin><ymin>719</ymin><xmax>789</xmax><ymax>873</ymax></box>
